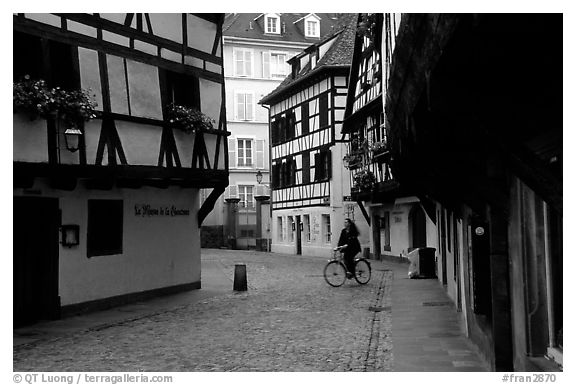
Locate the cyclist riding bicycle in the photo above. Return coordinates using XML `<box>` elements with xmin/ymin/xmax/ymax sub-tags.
<box><xmin>336</xmin><ymin>218</ymin><xmax>361</xmax><ymax>279</ymax></box>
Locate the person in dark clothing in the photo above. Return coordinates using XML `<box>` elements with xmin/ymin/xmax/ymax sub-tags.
<box><xmin>336</xmin><ymin>218</ymin><xmax>361</xmax><ymax>279</ymax></box>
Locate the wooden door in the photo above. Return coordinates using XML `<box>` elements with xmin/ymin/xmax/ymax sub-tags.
<box><xmin>295</xmin><ymin>216</ymin><xmax>302</xmax><ymax>255</ymax></box>
<box><xmin>13</xmin><ymin>197</ymin><xmax>60</xmax><ymax>327</ymax></box>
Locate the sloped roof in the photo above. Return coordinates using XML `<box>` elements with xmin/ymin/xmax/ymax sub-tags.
<box><xmin>259</xmin><ymin>13</ymin><xmax>358</xmax><ymax>105</ymax></box>
<box><xmin>223</xmin><ymin>13</ymin><xmax>345</xmax><ymax>44</ymax></box>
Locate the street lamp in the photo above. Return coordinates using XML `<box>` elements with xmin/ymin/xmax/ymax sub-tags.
<box><xmin>64</xmin><ymin>126</ymin><xmax>83</xmax><ymax>152</ymax></box>
<box><xmin>256</xmin><ymin>170</ymin><xmax>263</xmax><ymax>184</ymax></box>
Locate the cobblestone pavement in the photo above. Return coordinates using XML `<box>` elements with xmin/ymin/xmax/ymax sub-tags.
<box><xmin>14</xmin><ymin>250</ymin><xmax>394</xmax><ymax>372</ymax></box>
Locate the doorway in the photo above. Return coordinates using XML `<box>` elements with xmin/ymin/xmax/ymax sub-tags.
<box><xmin>295</xmin><ymin>215</ymin><xmax>302</xmax><ymax>255</ymax></box>
<box><xmin>409</xmin><ymin>204</ymin><xmax>427</xmax><ymax>249</ymax></box>
<box><xmin>13</xmin><ymin>197</ymin><xmax>60</xmax><ymax>327</ymax></box>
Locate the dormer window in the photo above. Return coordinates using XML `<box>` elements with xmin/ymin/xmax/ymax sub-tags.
<box><xmin>306</xmin><ymin>19</ymin><xmax>319</xmax><ymax>38</ymax></box>
<box><xmin>265</xmin><ymin>14</ymin><xmax>280</xmax><ymax>34</ymax></box>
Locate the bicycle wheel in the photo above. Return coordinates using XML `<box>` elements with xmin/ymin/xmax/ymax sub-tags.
<box><xmin>354</xmin><ymin>259</ymin><xmax>371</xmax><ymax>284</ymax></box>
<box><xmin>324</xmin><ymin>261</ymin><xmax>347</xmax><ymax>287</ymax></box>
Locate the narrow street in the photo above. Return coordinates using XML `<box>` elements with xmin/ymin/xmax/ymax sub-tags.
<box><xmin>13</xmin><ymin>249</ymin><xmax>486</xmax><ymax>372</ymax></box>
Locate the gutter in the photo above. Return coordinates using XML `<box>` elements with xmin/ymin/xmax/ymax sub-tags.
<box><xmin>259</xmin><ymin>64</ymin><xmax>350</xmax><ymax>106</ymax></box>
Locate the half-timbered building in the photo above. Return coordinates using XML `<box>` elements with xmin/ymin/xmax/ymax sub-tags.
<box><xmin>377</xmin><ymin>14</ymin><xmax>562</xmax><ymax>371</ymax></box>
<box><xmin>13</xmin><ymin>13</ymin><xmax>228</xmax><ymax>326</ymax></box>
<box><xmin>341</xmin><ymin>13</ymin><xmax>436</xmax><ymax>261</ymax></box>
<box><xmin>259</xmin><ymin>14</ymin><xmax>369</xmax><ymax>257</ymax></box>
<box><xmin>201</xmin><ymin>13</ymin><xmax>345</xmax><ymax>251</ymax></box>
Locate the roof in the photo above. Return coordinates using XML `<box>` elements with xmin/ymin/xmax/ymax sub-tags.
<box><xmin>259</xmin><ymin>13</ymin><xmax>358</xmax><ymax>105</ymax></box>
<box><xmin>223</xmin><ymin>13</ymin><xmax>345</xmax><ymax>44</ymax></box>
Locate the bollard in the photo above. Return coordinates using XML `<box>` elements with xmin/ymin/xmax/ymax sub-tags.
<box><xmin>233</xmin><ymin>264</ymin><xmax>247</xmax><ymax>291</ymax></box>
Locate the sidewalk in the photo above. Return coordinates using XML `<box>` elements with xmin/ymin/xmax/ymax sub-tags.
<box><xmin>383</xmin><ymin>259</ymin><xmax>490</xmax><ymax>371</ymax></box>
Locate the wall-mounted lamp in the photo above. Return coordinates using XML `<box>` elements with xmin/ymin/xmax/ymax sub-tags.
<box><xmin>256</xmin><ymin>170</ymin><xmax>264</xmax><ymax>184</ymax></box>
<box><xmin>64</xmin><ymin>127</ymin><xmax>83</xmax><ymax>153</ymax></box>
<box><xmin>60</xmin><ymin>224</ymin><xmax>80</xmax><ymax>247</ymax></box>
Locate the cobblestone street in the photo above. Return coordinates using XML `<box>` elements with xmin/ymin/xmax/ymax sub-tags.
<box><xmin>14</xmin><ymin>250</ymin><xmax>394</xmax><ymax>372</ymax></box>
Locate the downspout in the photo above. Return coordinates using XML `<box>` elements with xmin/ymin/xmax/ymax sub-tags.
<box><xmin>262</xmin><ymin>104</ymin><xmax>273</xmax><ymax>220</ymax></box>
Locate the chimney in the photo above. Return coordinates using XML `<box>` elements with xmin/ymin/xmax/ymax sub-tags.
<box><xmin>282</xmin><ymin>22</ymin><xmax>286</xmax><ymax>34</ymax></box>
<box><xmin>249</xmin><ymin>21</ymin><xmax>253</xmax><ymax>30</ymax></box>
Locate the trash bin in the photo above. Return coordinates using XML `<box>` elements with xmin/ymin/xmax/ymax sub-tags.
<box><xmin>407</xmin><ymin>247</ymin><xmax>436</xmax><ymax>278</ymax></box>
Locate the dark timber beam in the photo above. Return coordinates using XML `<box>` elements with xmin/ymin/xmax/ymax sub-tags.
<box><xmin>356</xmin><ymin>200</ymin><xmax>371</xmax><ymax>226</ymax></box>
<box><xmin>198</xmin><ymin>185</ymin><xmax>226</xmax><ymax>227</ymax></box>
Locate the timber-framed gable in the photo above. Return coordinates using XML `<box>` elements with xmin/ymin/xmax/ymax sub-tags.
<box><xmin>13</xmin><ymin>13</ymin><xmax>230</xmax><ymax>225</ymax></box>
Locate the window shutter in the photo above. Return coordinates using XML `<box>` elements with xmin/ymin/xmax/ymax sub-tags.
<box><xmin>228</xmin><ymin>138</ymin><xmax>236</xmax><ymax>168</ymax></box>
<box><xmin>302</xmin><ymin>152</ymin><xmax>310</xmax><ymax>184</ymax></box>
<box><xmin>246</xmin><ymin>93</ymin><xmax>254</xmax><ymax>121</ymax></box>
<box><xmin>256</xmin><ymin>140</ymin><xmax>265</xmax><ymax>169</ymax></box>
<box><xmin>236</xmin><ymin>93</ymin><xmax>245</xmax><ymax>120</ymax></box>
<box><xmin>326</xmin><ymin>150</ymin><xmax>332</xmax><ymax>179</ymax></box>
<box><xmin>314</xmin><ymin>152</ymin><xmax>320</xmax><ymax>181</ymax></box>
<box><xmin>262</xmin><ymin>51</ymin><xmax>271</xmax><ymax>78</ymax></box>
<box><xmin>271</xmin><ymin>120</ymin><xmax>277</xmax><ymax>144</ymax></box>
<box><xmin>245</xmin><ymin>50</ymin><xmax>253</xmax><ymax>77</ymax></box>
<box><xmin>301</xmin><ymin>103</ymin><xmax>309</xmax><ymax>134</ymax></box>
<box><xmin>280</xmin><ymin>162</ymin><xmax>286</xmax><ymax>187</ymax></box>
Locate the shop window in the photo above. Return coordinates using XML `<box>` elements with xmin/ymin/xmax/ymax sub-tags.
<box><xmin>287</xmin><ymin>216</ymin><xmax>295</xmax><ymax>242</ymax></box>
<box><xmin>303</xmin><ymin>215</ymin><xmax>311</xmax><ymax>242</ymax></box>
<box><xmin>277</xmin><ymin>217</ymin><xmax>284</xmax><ymax>241</ymax></box>
<box><xmin>87</xmin><ymin>200</ymin><xmax>123</xmax><ymax>257</ymax></box>
<box><xmin>322</xmin><ymin>214</ymin><xmax>331</xmax><ymax>244</ymax></box>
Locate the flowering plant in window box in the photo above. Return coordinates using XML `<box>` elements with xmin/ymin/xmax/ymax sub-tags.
<box><xmin>353</xmin><ymin>169</ymin><xmax>376</xmax><ymax>192</ymax></box>
<box><xmin>166</xmin><ymin>103</ymin><xmax>215</xmax><ymax>134</ymax></box>
<box><xmin>13</xmin><ymin>75</ymin><xmax>97</xmax><ymax>127</ymax></box>
<box><xmin>371</xmin><ymin>140</ymin><xmax>390</xmax><ymax>161</ymax></box>
<box><xmin>343</xmin><ymin>153</ymin><xmax>363</xmax><ymax>170</ymax></box>
<box><xmin>357</xmin><ymin>13</ymin><xmax>378</xmax><ymax>43</ymax></box>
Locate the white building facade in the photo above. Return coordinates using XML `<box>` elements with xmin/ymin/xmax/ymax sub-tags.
<box><xmin>201</xmin><ymin>13</ymin><xmax>346</xmax><ymax>250</ymax></box>
<box><xmin>260</xmin><ymin>15</ymin><xmax>370</xmax><ymax>257</ymax></box>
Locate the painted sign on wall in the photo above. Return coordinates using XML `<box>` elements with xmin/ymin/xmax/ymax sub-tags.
<box><xmin>134</xmin><ymin>204</ymin><xmax>190</xmax><ymax>217</ymax></box>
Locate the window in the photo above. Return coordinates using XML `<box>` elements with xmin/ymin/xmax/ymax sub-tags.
<box><xmin>322</xmin><ymin>214</ymin><xmax>331</xmax><ymax>244</ymax></box>
<box><xmin>306</xmin><ymin>20</ymin><xmax>319</xmax><ymax>37</ymax></box>
<box><xmin>303</xmin><ymin>215</ymin><xmax>311</xmax><ymax>242</ymax></box>
<box><xmin>164</xmin><ymin>70</ymin><xmax>200</xmax><ymax>109</ymax></box>
<box><xmin>265</xmin><ymin>15</ymin><xmax>280</xmax><ymax>34</ymax></box>
<box><xmin>382</xmin><ymin>211</ymin><xmax>391</xmax><ymax>251</ymax></box>
<box><xmin>270</xmin><ymin>52</ymin><xmax>288</xmax><ymax>78</ymax></box>
<box><xmin>238</xmin><ymin>185</ymin><xmax>255</xmax><ymax>208</ymax></box>
<box><xmin>234</xmin><ymin>48</ymin><xmax>253</xmax><ymax>77</ymax></box>
<box><xmin>237</xmin><ymin>139</ymin><xmax>253</xmax><ymax>167</ymax></box>
<box><xmin>277</xmin><ymin>217</ymin><xmax>284</xmax><ymax>241</ymax></box>
<box><xmin>13</xmin><ymin>32</ymin><xmax>44</xmax><ymax>82</ymax></box>
<box><xmin>235</xmin><ymin>92</ymin><xmax>254</xmax><ymax>121</ymax></box>
<box><xmin>288</xmin><ymin>216</ymin><xmax>295</xmax><ymax>242</ymax></box>
<box><xmin>282</xmin><ymin>157</ymin><xmax>296</xmax><ymax>187</ymax></box>
<box><xmin>87</xmin><ymin>200</ymin><xmax>123</xmax><ymax>257</ymax></box>
<box><xmin>314</xmin><ymin>150</ymin><xmax>332</xmax><ymax>181</ymax></box>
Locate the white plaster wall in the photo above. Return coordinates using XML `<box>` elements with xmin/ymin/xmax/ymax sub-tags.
<box><xmin>15</xmin><ymin>181</ymin><xmax>201</xmax><ymax>306</ymax></box>
<box><xmin>389</xmin><ymin>205</ymin><xmax>410</xmax><ymax>256</ymax></box>
<box><xmin>13</xmin><ymin>114</ymin><xmax>49</xmax><ymax>163</ymax></box>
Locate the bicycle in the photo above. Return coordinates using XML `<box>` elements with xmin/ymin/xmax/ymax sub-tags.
<box><xmin>323</xmin><ymin>248</ymin><xmax>371</xmax><ymax>287</ymax></box>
